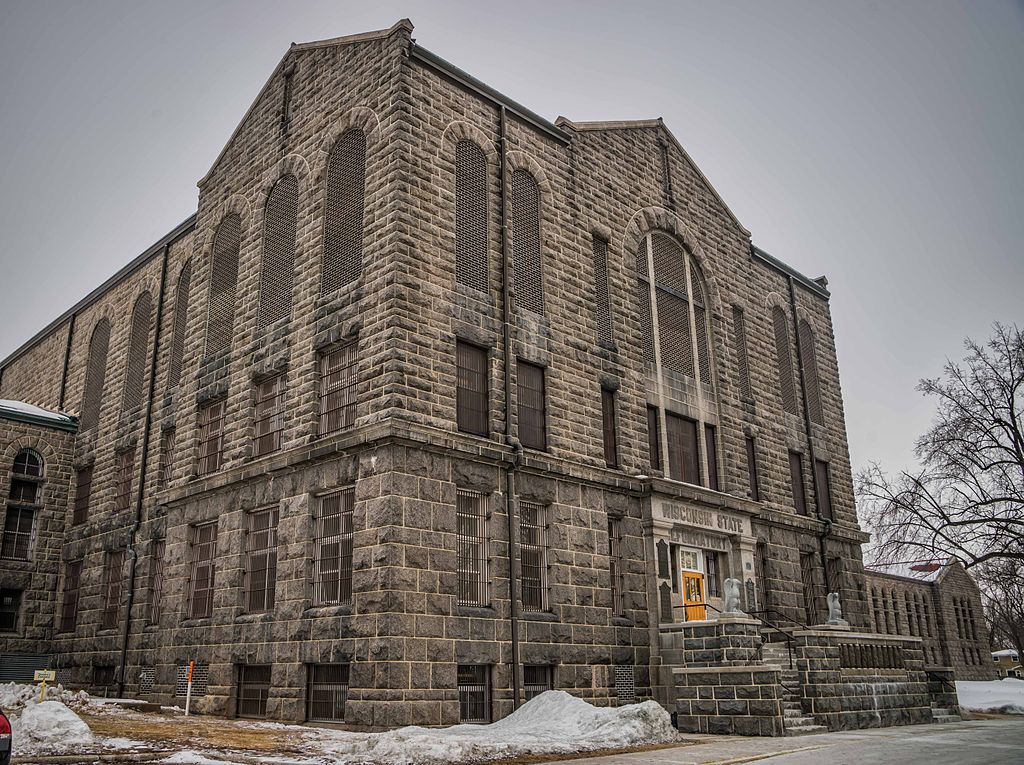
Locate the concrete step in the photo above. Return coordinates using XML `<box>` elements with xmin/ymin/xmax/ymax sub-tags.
<box><xmin>785</xmin><ymin>724</ymin><xmax>828</xmax><ymax>736</ymax></box>
<box><xmin>931</xmin><ymin>713</ymin><xmax>963</xmax><ymax>723</ymax></box>
<box><xmin>783</xmin><ymin>709</ymin><xmax>809</xmax><ymax>718</ymax></box>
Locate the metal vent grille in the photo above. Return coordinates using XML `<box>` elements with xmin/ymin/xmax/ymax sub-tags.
<box><xmin>455</xmin><ymin>140</ymin><xmax>488</xmax><ymax>292</ymax></box>
<box><xmin>258</xmin><ymin>175</ymin><xmax>299</xmax><ymax>329</ymax></box>
<box><xmin>174</xmin><ymin>662</ymin><xmax>209</xmax><ymax>697</ymax></box>
<box><xmin>122</xmin><ymin>292</ymin><xmax>152</xmax><ymax>412</ymax></box>
<box><xmin>321</xmin><ymin>129</ymin><xmax>367</xmax><ymax>294</ymax></box>
<box><xmin>690</xmin><ymin>274</ymin><xmax>712</xmax><ymax>386</ymax></box>
<box><xmin>614</xmin><ymin>665</ymin><xmax>636</xmax><ymax>704</ymax></box>
<box><xmin>637</xmin><ymin>283</ymin><xmax>654</xmax><ymax>364</ymax></box>
<box><xmin>593</xmin><ymin>235</ymin><xmax>612</xmax><ymax>344</ymax></box>
<box><xmin>206</xmin><ymin>214</ymin><xmax>241</xmax><ymax>356</ymax></box>
<box><xmin>168</xmin><ymin>262</ymin><xmax>192</xmax><ymax>389</ymax></box>
<box><xmin>138</xmin><ymin>667</ymin><xmax>155</xmax><ymax>695</ymax></box>
<box><xmin>731</xmin><ymin>305</ymin><xmax>751</xmax><ymax>400</ymax></box>
<box><xmin>773</xmin><ymin>307</ymin><xmax>798</xmax><ymax>415</ymax></box>
<box><xmin>80</xmin><ymin>320</ymin><xmax>111</xmax><ymax>430</ymax></box>
<box><xmin>798</xmin><ymin>319</ymin><xmax>824</xmax><ymax>424</ymax></box>
<box><xmin>651</xmin><ymin>232</ymin><xmax>687</xmax><ymax>295</ymax></box>
<box><xmin>510</xmin><ymin>168</ymin><xmax>543</xmax><ymax>315</ymax></box>
<box><xmin>656</xmin><ymin>289</ymin><xmax>693</xmax><ymax>376</ymax></box>
<box><xmin>634</xmin><ymin>239</ymin><xmax>648</xmax><ymax>277</ymax></box>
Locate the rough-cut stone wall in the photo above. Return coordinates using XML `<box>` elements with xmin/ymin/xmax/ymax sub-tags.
<box><xmin>0</xmin><ymin>324</ymin><xmax>71</xmax><ymax>409</ymax></box>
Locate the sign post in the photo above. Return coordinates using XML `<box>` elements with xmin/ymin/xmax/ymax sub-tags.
<box><xmin>34</xmin><ymin>669</ymin><xmax>56</xmax><ymax>702</ymax></box>
<box><xmin>184</xmin><ymin>661</ymin><xmax>194</xmax><ymax>716</ymax></box>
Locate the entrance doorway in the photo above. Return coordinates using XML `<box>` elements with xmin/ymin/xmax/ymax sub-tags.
<box><xmin>683</xmin><ymin>571</ymin><xmax>706</xmax><ymax>621</ymax></box>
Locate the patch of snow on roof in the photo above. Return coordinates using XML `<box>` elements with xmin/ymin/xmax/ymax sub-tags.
<box><xmin>993</xmin><ymin>649</ymin><xmax>1019</xmax><ymax>658</ymax></box>
<box><xmin>864</xmin><ymin>559</ymin><xmax>949</xmax><ymax>582</ymax></box>
<box><xmin>0</xmin><ymin>399</ymin><xmax>74</xmax><ymax>423</ymax></box>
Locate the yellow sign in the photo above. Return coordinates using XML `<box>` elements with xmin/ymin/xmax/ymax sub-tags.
<box><xmin>33</xmin><ymin>670</ymin><xmax>56</xmax><ymax>682</ymax></box>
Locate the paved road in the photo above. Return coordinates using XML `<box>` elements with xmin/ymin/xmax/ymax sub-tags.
<box><xmin>561</xmin><ymin>719</ymin><xmax>1024</xmax><ymax>765</ymax></box>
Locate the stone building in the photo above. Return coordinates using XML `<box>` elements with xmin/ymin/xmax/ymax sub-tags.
<box><xmin>1</xmin><ymin>20</ymin><xmax>958</xmax><ymax>732</ymax></box>
<box><xmin>864</xmin><ymin>559</ymin><xmax>997</xmax><ymax>681</ymax></box>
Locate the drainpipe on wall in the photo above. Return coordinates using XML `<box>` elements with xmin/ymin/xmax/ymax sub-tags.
<box><xmin>58</xmin><ymin>313</ymin><xmax>77</xmax><ymax>411</ymax></box>
<box><xmin>117</xmin><ymin>242</ymin><xmax>171</xmax><ymax>697</ymax></box>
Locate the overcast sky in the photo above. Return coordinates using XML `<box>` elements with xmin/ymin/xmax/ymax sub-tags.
<box><xmin>0</xmin><ymin>0</ymin><xmax>1020</xmax><ymax>479</ymax></box>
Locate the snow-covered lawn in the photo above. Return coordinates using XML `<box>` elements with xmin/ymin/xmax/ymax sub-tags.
<box><xmin>956</xmin><ymin>678</ymin><xmax>1024</xmax><ymax>714</ymax></box>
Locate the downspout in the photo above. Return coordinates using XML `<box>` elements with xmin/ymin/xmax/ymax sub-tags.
<box><xmin>499</xmin><ymin>104</ymin><xmax>524</xmax><ymax>709</ymax></box>
<box><xmin>58</xmin><ymin>314</ymin><xmax>77</xmax><ymax>411</ymax></box>
<box><xmin>117</xmin><ymin>242</ymin><xmax>171</xmax><ymax>696</ymax></box>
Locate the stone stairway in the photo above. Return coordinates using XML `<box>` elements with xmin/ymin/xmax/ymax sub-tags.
<box><xmin>930</xmin><ymin>702</ymin><xmax>962</xmax><ymax>723</ymax></box>
<box><xmin>761</xmin><ymin>641</ymin><xmax>828</xmax><ymax>736</ymax></box>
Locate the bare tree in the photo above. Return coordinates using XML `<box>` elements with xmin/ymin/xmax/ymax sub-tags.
<box><xmin>980</xmin><ymin>559</ymin><xmax>1024</xmax><ymax>660</ymax></box>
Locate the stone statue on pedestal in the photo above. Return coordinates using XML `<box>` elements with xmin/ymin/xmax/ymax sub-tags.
<box><xmin>723</xmin><ymin>578</ymin><xmax>745</xmax><ymax>615</ymax></box>
<box><xmin>826</xmin><ymin>592</ymin><xmax>848</xmax><ymax>625</ymax></box>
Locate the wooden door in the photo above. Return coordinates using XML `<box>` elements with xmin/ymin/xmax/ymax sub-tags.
<box><xmin>683</xmin><ymin>571</ymin><xmax>706</xmax><ymax>621</ymax></box>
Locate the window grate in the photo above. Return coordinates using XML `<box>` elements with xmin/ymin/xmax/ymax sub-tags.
<box><xmin>519</xmin><ymin>501</ymin><xmax>547</xmax><ymax>611</ymax></box>
<box><xmin>206</xmin><ymin>214</ymin><xmax>242</xmax><ymax>356</ymax></box>
<box><xmin>773</xmin><ymin>307</ymin><xmax>798</xmax><ymax>415</ymax></box>
<box><xmin>457</xmin><ymin>665</ymin><xmax>490</xmax><ymax>723</ymax></box>
<box><xmin>80</xmin><ymin>319</ymin><xmax>111</xmax><ymax>430</ymax></box>
<box><xmin>258</xmin><ymin>175</ymin><xmax>299</xmax><ymax>329</ymax></box>
<box><xmin>73</xmin><ymin>466</ymin><xmax>93</xmax><ymax>525</ymax></box>
<box><xmin>13</xmin><ymin>450</ymin><xmax>41</xmax><ymax>477</ymax></box>
<box><xmin>188</xmin><ymin>522</ymin><xmax>218</xmax><ymax>619</ymax></box>
<box><xmin>158</xmin><ymin>428</ymin><xmax>176</xmax><ymax>489</ymax></box>
<box><xmin>614</xmin><ymin>665</ymin><xmax>636</xmax><ymax>704</ymax></box>
<box><xmin>1</xmin><ymin>507</ymin><xmax>34</xmax><ymax>560</ymax></box>
<box><xmin>601</xmin><ymin>388</ymin><xmax>618</xmax><ymax>468</ymax></box>
<box><xmin>745</xmin><ymin>437</ymin><xmax>760</xmax><ymax>502</ymax></box>
<box><xmin>457</xmin><ymin>490</ymin><xmax>488</xmax><ymax>607</ymax></box>
<box><xmin>197</xmin><ymin>399</ymin><xmax>226</xmax><ymax>475</ymax></box>
<box><xmin>167</xmin><ymin>261</ymin><xmax>192</xmax><ymax>389</ymax></box>
<box><xmin>456</xmin><ymin>342</ymin><xmax>489</xmax><ymax>436</ymax></box>
<box><xmin>731</xmin><ymin>305</ymin><xmax>751</xmax><ymax>400</ymax></box>
<box><xmin>814</xmin><ymin>459</ymin><xmax>833</xmax><ymax>520</ymax></box>
<box><xmin>704</xmin><ymin>551</ymin><xmax>721</xmax><ymax>598</ymax></box>
<box><xmin>704</xmin><ymin>424</ymin><xmax>719</xmax><ymax>491</ymax></box>
<box><xmin>322</xmin><ymin>129</ymin><xmax>367</xmax><ymax>293</ymax></box>
<box><xmin>657</xmin><ymin>289</ymin><xmax>693</xmax><ymax>376</ymax></box>
<box><xmin>455</xmin><ymin>140</ymin><xmax>489</xmax><ymax>292</ymax></box>
<box><xmin>593</xmin><ymin>235</ymin><xmax>612</xmax><ymax>344</ymax></box>
<box><xmin>692</xmin><ymin>297</ymin><xmax>711</xmax><ymax>387</ymax></box>
<box><xmin>608</xmin><ymin>517</ymin><xmax>623</xmax><ymax>614</ymax></box>
<box><xmin>523</xmin><ymin>665</ymin><xmax>553</xmax><ymax>702</ymax></box>
<box><xmin>319</xmin><ymin>342</ymin><xmax>358</xmax><ymax>435</ymax></box>
<box><xmin>307</xmin><ymin>663</ymin><xmax>349</xmax><ymax>722</ymax></box>
<box><xmin>60</xmin><ymin>560</ymin><xmax>83</xmax><ymax>632</ymax></box>
<box><xmin>175</xmin><ymin>662</ymin><xmax>209</xmax><ymax>697</ymax></box>
<box><xmin>651</xmin><ymin>233</ymin><xmax>687</xmax><ymax>294</ymax></box>
<box><xmin>148</xmin><ymin>539</ymin><xmax>165</xmax><ymax>624</ymax></box>
<box><xmin>101</xmin><ymin>550</ymin><xmax>125</xmax><ymax>630</ymax></box>
<box><xmin>245</xmin><ymin>508</ymin><xmax>279</xmax><ymax>613</ymax></box>
<box><xmin>517</xmin><ymin>361</ymin><xmax>546</xmax><ymax>450</ymax></box>
<box><xmin>115</xmin><ymin>449</ymin><xmax>135</xmax><ymax>512</ymax></box>
<box><xmin>0</xmin><ymin>588</ymin><xmax>21</xmax><ymax>632</ymax></box>
<box><xmin>122</xmin><ymin>292</ymin><xmax>153</xmax><ymax>412</ymax></box>
<box><xmin>666</xmin><ymin>413</ymin><xmax>699</xmax><ymax>485</ymax></box>
<box><xmin>798</xmin><ymin>319</ymin><xmax>824</xmax><ymax>425</ymax></box>
<box><xmin>646</xmin><ymin>406</ymin><xmax>661</xmax><ymax>472</ymax></box>
<box><xmin>138</xmin><ymin>667</ymin><xmax>155</xmax><ymax>695</ymax></box>
<box><xmin>237</xmin><ymin>664</ymin><xmax>272</xmax><ymax>718</ymax></box>
<box><xmin>789</xmin><ymin>451</ymin><xmax>807</xmax><ymax>516</ymax></box>
<box><xmin>510</xmin><ymin>169</ymin><xmax>543</xmax><ymax>315</ymax></box>
<box><xmin>637</xmin><ymin>282</ymin><xmax>655</xmax><ymax>364</ymax></box>
<box><xmin>253</xmin><ymin>375</ymin><xmax>286</xmax><ymax>456</ymax></box>
<box><xmin>313</xmin><ymin>488</ymin><xmax>354</xmax><ymax>606</ymax></box>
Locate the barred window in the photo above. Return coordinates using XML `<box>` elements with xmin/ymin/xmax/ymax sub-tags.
<box><xmin>517</xmin><ymin>360</ymin><xmax>546</xmax><ymax>450</ymax></box>
<box><xmin>158</xmin><ymin>428</ymin><xmax>176</xmax><ymax>489</ymax></box>
<box><xmin>197</xmin><ymin>399</ymin><xmax>226</xmax><ymax>475</ymax></box>
<box><xmin>253</xmin><ymin>375</ymin><xmax>286</xmax><ymax>456</ymax></box>
<box><xmin>637</xmin><ymin>282</ymin><xmax>655</xmax><ymax>364</ymax></box>
<box><xmin>745</xmin><ymin>437</ymin><xmax>760</xmax><ymax>502</ymax></box>
<box><xmin>115</xmin><ymin>448</ymin><xmax>135</xmax><ymax>512</ymax></box>
<box><xmin>148</xmin><ymin>539</ymin><xmax>165</xmax><ymax>624</ymax></box>
<box><xmin>168</xmin><ymin>261</ymin><xmax>192</xmax><ymax>388</ymax></box>
<box><xmin>457</xmin><ymin>664</ymin><xmax>490</xmax><ymax>723</ymax></box>
<box><xmin>307</xmin><ymin>663</ymin><xmax>349</xmax><ymax>722</ymax></box>
<box><xmin>457</xmin><ymin>490</ymin><xmax>488</xmax><ymax>607</ymax></box>
<box><xmin>523</xmin><ymin>665</ymin><xmax>553</xmax><ymax>702</ymax></box>
<box><xmin>814</xmin><ymin>459</ymin><xmax>833</xmax><ymax>520</ymax></box>
<box><xmin>455</xmin><ymin>140</ymin><xmax>488</xmax><ymax>292</ymax></box>
<box><xmin>59</xmin><ymin>560</ymin><xmax>83</xmax><ymax>632</ymax></box>
<box><xmin>666</xmin><ymin>413</ymin><xmax>699</xmax><ymax>485</ymax></box>
<box><xmin>0</xmin><ymin>588</ymin><xmax>21</xmax><ymax>632</ymax></box>
<box><xmin>456</xmin><ymin>342</ymin><xmax>489</xmax><ymax>436</ymax></box>
<box><xmin>646</xmin><ymin>405</ymin><xmax>661</xmax><ymax>472</ymax></box>
<box><xmin>188</xmin><ymin>522</ymin><xmax>218</xmax><ymax>619</ymax></box>
<box><xmin>601</xmin><ymin>388</ymin><xmax>618</xmax><ymax>468</ymax></box>
<box><xmin>13</xmin><ymin>449</ymin><xmax>41</xmax><ymax>477</ymax></box>
<box><xmin>319</xmin><ymin>342</ymin><xmax>357</xmax><ymax>435</ymax></box>
<box><xmin>237</xmin><ymin>664</ymin><xmax>272</xmax><ymax>718</ymax></box>
<box><xmin>1</xmin><ymin>507</ymin><xmax>33</xmax><ymax>560</ymax></box>
<box><xmin>80</xmin><ymin>319</ymin><xmax>111</xmax><ymax>430</ymax></box>
<box><xmin>608</xmin><ymin>517</ymin><xmax>623</xmax><ymax>614</ymax></box>
<box><xmin>798</xmin><ymin>319</ymin><xmax>824</xmax><ymax>425</ymax></box>
<box><xmin>322</xmin><ymin>129</ymin><xmax>367</xmax><ymax>293</ymax></box>
<box><xmin>773</xmin><ymin>306</ymin><xmax>798</xmax><ymax>415</ymax></box>
<box><xmin>593</xmin><ymin>234</ymin><xmax>613</xmax><ymax>344</ymax></box>
<box><xmin>313</xmin><ymin>488</ymin><xmax>354</xmax><ymax>606</ymax></box>
<box><xmin>704</xmin><ymin>424</ymin><xmax>719</xmax><ymax>491</ymax></box>
<box><xmin>800</xmin><ymin>551</ymin><xmax>818</xmax><ymax>625</ymax></box>
<box><xmin>731</xmin><ymin>305</ymin><xmax>751</xmax><ymax>400</ymax></box>
<box><xmin>205</xmin><ymin>214</ymin><xmax>242</xmax><ymax>356</ymax></box>
<box><xmin>101</xmin><ymin>549</ymin><xmax>125</xmax><ymax>630</ymax></box>
<box><xmin>122</xmin><ymin>291</ymin><xmax>152</xmax><ymax>412</ymax></box>
<box><xmin>704</xmin><ymin>551</ymin><xmax>721</xmax><ymax>598</ymax></box>
<box><xmin>519</xmin><ymin>501</ymin><xmax>548</xmax><ymax>611</ymax></box>
<box><xmin>510</xmin><ymin>168</ymin><xmax>543</xmax><ymax>314</ymax></box>
<box><xmin>789</xmin><ymin>451</ymin><xmax>807</xmax><ymax>516</ymax></box>
<box><xmin>245</xmin><ymin>508</ymin><xmax>279</xmax><ymax>613</ymax></box>
<box><xmin>9</xmin><ymin>450</ymin><xmax>41</xmax><ymax>505</ymax></box>
<box><xmin>258</xmin><ymin>175</ymin><xmax>299</xmax><ymax>329</ymax></box>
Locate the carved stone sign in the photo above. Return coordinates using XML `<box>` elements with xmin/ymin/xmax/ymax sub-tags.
<box><xmin>667</xmin><ymin>528</ymin><xmax>732</xmax><ymax>552</ymax></box>
<box><xmin>654</xmin><ymin>499</ymin><xmax>750</xmax><ymax>536</ymax></box>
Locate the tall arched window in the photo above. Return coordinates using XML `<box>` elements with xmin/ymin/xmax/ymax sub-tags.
<box><xmin>321</xmin><ymin>129</ymin><xmax>367</xmax><ymax>294</ymax></box>
<box><xmin>510</xmin><ymin>168</ymin><xmax>543</xmax><ymax>315</ymax></box>
<box><xmin>205</xmin><ymin>214</ymin><xmax>241</xmax><ymax>356</ymax></box>
<box><xmin>80</xmin><ymin>319</ymin><xmax>111</xmax><ymax>430</ymax></box>
<box><xmin>773</xmin><ymin>306</ymin><xmax>798</xmax><ymax>415</ymax></box>
<box><xmin>121</xmin><ymin>292</ymin><xmax>153</xmax><ymax>412</ymax></box>
<box><xmin>167</xmin><ymin>261</ymin><xmax>192</xmax><ymax>389</ymax></box>
<box><xmin>798</xmin><ymin>318</ymin><xmax>824</xmax><ymax>425</ymax></box>
<box><xmin>258</xmin><ymin>175</ymin><xmax>299</xmax><ymax>329</ymax></box>
<box><xmin>2</xmin><ymin>450</ymin><xmax>43</xmax><ymax>560</ymax></box>
<box><xmin>455</xmin><ymin>140</ymin><xmax>488</xmax><ymax>292</ymax></box>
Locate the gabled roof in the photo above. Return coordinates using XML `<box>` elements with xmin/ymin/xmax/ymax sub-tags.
<box><xmin>0</xmin><ymin>399</ymin><xmax>78</xmax><ymax>432</ymax></box>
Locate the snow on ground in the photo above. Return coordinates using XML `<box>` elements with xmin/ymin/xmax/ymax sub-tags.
<box><xmin>956</xmin><ymin>678</ymin><xmax>1024</xmax><ymax>714</ymax></box>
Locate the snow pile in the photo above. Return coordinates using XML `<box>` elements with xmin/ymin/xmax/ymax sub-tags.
<box><xmin>956</xmin><ymin>678</ymin><xmax>1024</xmax><ymax>714</ymax></box>
<box><xmin>0</xmin><ymin>682</ymin><xmax>89</xmax><ymax>711</ymax></box>
<box><xmin>307</xmin><ymin>691</ymin><xmax>677</xmax><ymax>765</ymax></box>
<box><xmin>14</xmin><ymin>701</ymin><xmax>95</xmax><ymax>748</ymax></box>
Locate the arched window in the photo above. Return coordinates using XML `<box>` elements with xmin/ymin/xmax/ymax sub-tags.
<box><xmin>798</xmin><ymin>318</ymin><xmax>824</xmax><ymax>425</ymax></box>
<box><xmin>321</xmin><ymin>129</ymin><xmax>367</xmax><ymax>294</ymax></box>
<box><xmin>2</xmin><ymin>450</ymin><xmax>43</xmax><ymax>560</ymax></box>
<box><xmin>258</xmin><ymin>174</ymin><xmax>299</xmax><ymax>329</ymax></box>
<box><xmin>122</xmin><ymin>292</ymin><xmax>153</xmax><ymax>412</ymax></box>
<box><xmin>205</xmin><ymin>214</ymin><xmax>241</xmax><ymax>356</ymax></box>
<box><xmin>510</xmin><ymin>168</ymin><xmax>543</xmax><ymax>315</ymax></box>
<box><xmin>80</xmin><ymin>319</ymin><xmax>111</xmax><ymax>430</ymax></box>
<box><xmin>455</xmin><ymin>140</ymin><xmax>488</xmax><ymax>292</ymax></box>
<box><xmin>772</xmin><ymin>306</ymin><xmax>798</xmax><ymax>415</ymax></box>
<box><xmin>167</xmin><ymin>261</ymin><xmax>192</xmax><ymax>389</ymax></box>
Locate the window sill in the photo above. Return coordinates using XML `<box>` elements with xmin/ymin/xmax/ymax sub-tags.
<box><xmin>235</xmin><ymin>612</ymin><xmax>275</xmax><ymax>624</ymax></box>
<box><xmin>180</xmin><ymin>617</ymin><xmax>214</xmax><ymax>627</ymax></box>
<box><xmin>303</xmin><ymin>604</ymin><xmax>352</xmax><ymax>618</ymax></box>
<box><xmin>456</xmin><ymin>605</ymin><xmax>497</xmax><ymax>618</ymax></box>
<box><xmin>520</xmin><ymin>610</ymin><xmax>557</xmax><ymax>622</ymax></box>
<box><xmin>611</xmin><ymin>615</ymin><xmax>635</xmax><ymax>627</ymax></box>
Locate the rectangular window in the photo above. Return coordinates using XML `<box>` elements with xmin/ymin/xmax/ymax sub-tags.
<box><xmin>253</xmin><ymin>375</ymin><xmax>286</xmax><ymax>456</ymax></box>
<box><xmin>519</xmin><ymin>501</ymin><xmax>548</xmax><ymax>611</ymax></box>
<box><xmin>745</xmin><ymin>437</ymin><xmax>760</xmax><ymax>502</ymax></box>
<box><xmin>732</xmin><ymin>305</ymin><xmax>751</xmax><ymax>400</ymax></box>
<box><xmin>319</xmin><ymin>342</ymin><xmax>357</xmax><ymax>435</ymax></box>
<box><xmin>608</xmin><ymin>517</ymin><xmax>623</xmax><ymax>614</ymax></box>
<box><xmin>517</xmin><ymin>361</ymin><xmax>547</xmax><ymax>450</ymax></box>
<box><xmin>814</xmin><ymin>459</ymin><xmax>833</xmax><ymax>520</ymax></box>
<box><xmin>198</xmin><ymin>399</ymin><xmax>226</xmax><ymax>475</ymax></box>
<box><xmin>593</xmin><ymin>234</ymin><xmax>613</xmax><ymax>345</ymax></box>
<box><xmin>313</xmin><ymin>488</ymin><xmax>354</xmax><ymax>606</ymax></box>
<box><xmin>245</xmin><ymin>508</ymin><xmax>279</xmax><ymax>613</ymax></box>
<box><xmin>237</xmin><ymin>664</ymin><xmax>272</xmax><ymax>718</ymax></box>
<box><xmin>0</xmin><ymin>588</ymin><xmax>21</xmax><ymax>632</ymax></box>
<box><xmin>789</xmin><ymin>451</ymin><xmax>807</xmax><ymax>515</ymax></box>
<box><xmin>8</xmin><ymin>476</ymin><xmax>38</xmax><ymax>505</ymax></box>
<box><xmin>188</xmin><ymin>522</ymin><xmax>218</xmax><ymax>619</ymax></box>
<box><xmin>646</xmin><ymin>406</ymin><xmax>661</xmax><ymax>471</ymax></box>
<box><xmin>666</xmin><ymin>413</ymin><xmax>699</xmax><ymax>485</ymax></box>
<box><xmin>158</xmin><ymin>428</ymin><xmax>176</xmax><ymax>488</ymax></box>
<box><xmin>800</xmin><ymin>552</ymin><xmax>817</xmax><ymax>625</ymax></box>
<box><xmin>148</xmin><ymin>539</ymin><xmax>165</xmax><ymax>624</ymax></box>
<box><xmin>73</xmin><ymin>466</ymin><xmax>93</xmax><ymax>525</ymax></box>
<box><xmin>1</xmin><ymin>507</ymin><xmax>34</xmax><ymax>560</ymax></box>
<box><xmin>601</xmin><ymin>388</ymin><xmax>618</xmax><ymax>468</ymax></box>
<box><xmin>457</xmin><ymin>490</ymin><xmax>489</xmax><ymax>607</ymax></box>
<box><xmin>456</xmin><ymin>341</ymin><xmax>489</xmax><ymax>436</ymax></box>
<box><xmin>704</xmin><ymin>551</ymin><xmax>721</xmax><ymax>599</ymax></box>
<box><xmin>307</xmin><ymin>663</ymin><xmax>349</xmax><ymax>722</ymax></box>
<box><xmin>457</xmin><ymin>664</ymin><xmax>491</xmax><ymax>723</ymax></box>
<box><xmin>523</xmin><ymin>665</ymin><xmax>554</xmax><ymax>702</ymax></box>
<box><xmin>60</xmin><ymin>560</ymin><xmax>83</xmax><ymax>633</ymax></box>
<box><xmin>704</xmin><ymin>424</ymin><xmax>719</xmax><ymax>491</ymax></box>
<box><xmin>115</xmin><ymin>449</ymin><xmax>135</xmax><ymax>512</ymax></box>
<box><xmin>101</xmin><ymin>549</ymin><xmax>125</xmax><ymax>630</ymax></box>
<box><xmin>93</xmin><ymin>665</ymin><xmax>116</xmax><ymax>689</ymax></box>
